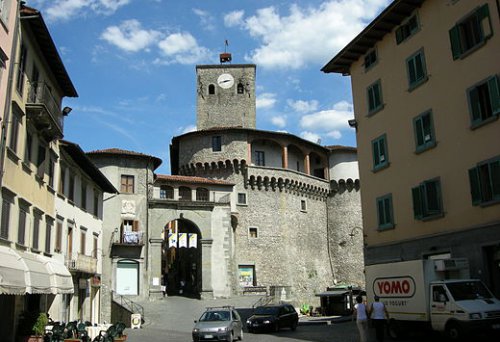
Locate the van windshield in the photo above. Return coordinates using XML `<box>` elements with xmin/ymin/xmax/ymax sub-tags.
<box><xmin>446</xmin><ymin>281</ymin><xmax>493</xmax><ymax>301</ymax></box>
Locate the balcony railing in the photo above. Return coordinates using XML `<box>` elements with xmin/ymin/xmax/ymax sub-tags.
<box><xmin>66</xmin><ymin>254</ymin><xmax>97</xmax><ymax>274</ymax></box>
<box><xmin>26</xmin><ymin>81</ymin><xmax>64</xmax><ymax>138</ymax></box>
<box><xmin>112</xmin><ymin>231</ymin><xmax>145</xmax><ymax>245</ymax></box>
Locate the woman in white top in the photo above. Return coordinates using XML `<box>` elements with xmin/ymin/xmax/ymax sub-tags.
<box><xmin>352</xmin><ymin>295</ymin><xmax>369</xmax><ymax>342</ymax></box>
<box><xmin>369</xmin><ymin>295</ymin><xmax>389</xmax><ymax>342</ymax></box>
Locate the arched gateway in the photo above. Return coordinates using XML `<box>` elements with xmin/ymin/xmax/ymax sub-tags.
<box><xmin>162</xmin><ymin>218</ymin><xmax>202</xmax><ymax>297</ymax></box>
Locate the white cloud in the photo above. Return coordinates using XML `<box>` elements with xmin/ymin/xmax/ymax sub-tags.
<box><xmin>157</xmin><ymin>32</ymin><xmax>211</xmax><ymax>65</ymax></box>
<box><xmin>224</xmin><ymin>10</ymin><xmax>245</xmax><ymax>27</ymax></box>
<box><xmin>101</xmin><ymin>20</ymin><xmax>162</xmax><ymax>53</ymax></box>
<box><xmin>271</xmin><ymin>115</ymin><xmax>287</xmax><ymax>128</ymax></box>
<box><xmin>300</xmin><ymin>131</ymin><xmax>322</xmax><ymax>144</ymax></box>
<box><xmin>44</xmin><ymin>0</ymin><xmax>130</xmax><ymax>21</ymax></box>
<box><xmin>287</xmin><ymin>99</ymin><xmax>319</xmax><ymax>113</ymax></box>
<box><xmin>299</xmin><ymin>100</ymin><xmax>353</xmax><ymax>140</ymax></box>
<box><xmin>256</xmin><ymin>93</ymin><xmax>277</xmax><ymax>109</ymax></box>
<box><xmin>193</xmin><ymin>8</ymin><xmax>215</xmax><ymax>31</ymax></box>
<box><xmin>232</xmin><ymin>0</ymin><xmax>389</xmax><ymax>69</ymax></box>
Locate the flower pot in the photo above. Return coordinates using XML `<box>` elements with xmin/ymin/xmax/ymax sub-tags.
<box><xmin>114</xmin><ymin>336</ymin><xmax>127</xmax><ymax>342</ymax></box>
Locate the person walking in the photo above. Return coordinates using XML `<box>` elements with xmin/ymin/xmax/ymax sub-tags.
<box><xmin>352</xmin><ymin>295</ymin><xmax>369</xmax><ymax>342</ymax></box>
<box><xmin>369</xmin><ymin>295</ymin><xmax>389</xmax><ymax>342</ymax></box>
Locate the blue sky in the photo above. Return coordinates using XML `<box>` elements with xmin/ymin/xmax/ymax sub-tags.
<box><xmin>31</xmin><ymin>0</ymin><xmax>390</xmax><ymax>174</ymax></box>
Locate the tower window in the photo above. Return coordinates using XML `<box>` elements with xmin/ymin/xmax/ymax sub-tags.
<box><xmin>212</xmin><ymin>136</ymin><xmax>222</xmax><ymax>152</ymax></box>
<box><xmin>208</xmin><ymin>84</ymin><xmax>215</xmax><ymax>95</ymax></box>
<box><xmin>237</xmin><ymin>83</ymin><xmax>244</xmax><ymax>94</ymax></box>
<box><xmin>249</xmin><ymin>227</ymin><xmax>258</xmax><ymax>238</ymax></box>
<box><xmin>255</xmin><ymin>151</ymin><xmax>265</xmax><ymax>166</ymax></box>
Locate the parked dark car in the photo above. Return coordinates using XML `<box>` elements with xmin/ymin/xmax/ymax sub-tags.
<box><xmin>246</xmin><ymin>304</ymin><xmax>298</xmax><ymax>333</ymax></box>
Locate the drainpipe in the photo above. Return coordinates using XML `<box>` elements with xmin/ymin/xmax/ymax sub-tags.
<box><xmin>0</xmin><ymin>0</ymin><xmax>21</xmax><ymax>188</ymax></box>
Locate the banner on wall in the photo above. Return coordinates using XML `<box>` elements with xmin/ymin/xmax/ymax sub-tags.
<box><xmin>168</xmin><ymin>232</ymin><xmax>178</xmax><ymax>248</ymax></box>
<box><xmin>178</xmin><ymin>233</ymin><xmax>187</xmax><ymax>248</ymax></box>
<box><xmin>238</xmin><ymin>266</ymin><xmax>254</xmax><ymax>286</ymax></box>
<box><xmin>188</xmin><ymin>233</ymin><xmax>197</xmax><ymax>248</ymax></box>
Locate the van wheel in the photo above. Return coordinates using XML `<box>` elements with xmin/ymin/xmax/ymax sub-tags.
<box><xmin>387</xmin><ymin>319</ymin><xmax>401</xmax><ymax>340</ymax></box>
<box><xmin>446</xmin><ymin>322</ymin><xmax>462</xmax><ymax>341</ymax></box>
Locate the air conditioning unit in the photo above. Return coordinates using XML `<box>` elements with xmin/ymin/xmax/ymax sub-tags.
<box><xmin>434</xmin><ymin>258</ymin><xmax>469</xmax><ymax>271</ymax></box>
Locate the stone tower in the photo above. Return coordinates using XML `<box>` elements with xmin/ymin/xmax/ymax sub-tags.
<box><xmin>196</xmin><ymin>63</ymin><xmax>256</xmax><ymax>130</ymax></box>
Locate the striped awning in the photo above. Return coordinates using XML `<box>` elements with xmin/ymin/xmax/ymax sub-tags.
<box><xmin>0</xmin><ymin>246</ymin><xmax>28</xmax><ymax>294</ymax></box>
<box><xmin>0</xmin><ymin>247</ymin><xmax>74</xmax><ymax>295</ymax></box>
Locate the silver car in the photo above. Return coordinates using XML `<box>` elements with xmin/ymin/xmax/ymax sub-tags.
<box><xmin>192</xmin><ymin>306</ymin><xmax>243</xmax><ymax>342</ymax></box>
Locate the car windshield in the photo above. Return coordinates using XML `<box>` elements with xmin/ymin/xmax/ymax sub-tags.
<box><xmin>200</xmin><ymin>310</ymin><xmax>230</xmax><ymax>322</ymax></box>
<box><xmin>446</xmin><ymin>281</ymin><xmax>493</xmax><ymax>301</ymax></box>
<box><xmin>254</xmin><ymin>306</ymin><xmax>279</xmax><ymax>315</ymax></box>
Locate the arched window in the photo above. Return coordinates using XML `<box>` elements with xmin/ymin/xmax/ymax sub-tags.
<box><xmin>160</xmin><ymin>185</ymin><xmax>174</xmax><ymax>199</ymax></box>
<box><xmin>196</xmin><ymin>187</ymin><xmax>209</xmax><ymax>201</ymax></box>
<box><xmin>208</xmin><ymin>84</ymin><xmax>215</xmax><ymax>95</ymax></box>
<box><xmin>179</xmin><ymin>186</ymin><xmax>192</xmax><ymax>201</ymax></box>
<box><xmin>237</xmin><ymin>83</ymin><xmax>244</xmax><ymax>94</ymax></box>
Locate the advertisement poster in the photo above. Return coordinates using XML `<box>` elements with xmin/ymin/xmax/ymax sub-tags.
<box><xmin>238</xmin><ymin>266</ymin><xmax>254</xmax><ymax>286</ymax></box>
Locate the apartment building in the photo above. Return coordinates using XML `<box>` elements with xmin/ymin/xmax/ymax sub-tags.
<box><xmin>1</xmin><ymin>0</ymin><xmax>19</xmax><ymax>126</ymax></box>
<box><xmin>322</xmin><ymin>0</ymin><xmax>500</xmax><ymax>296</ymax></box>
<box><xmin>0</xmin><ymin>4</ymin><xmax>79</xmax><ymax>341</ymax></box>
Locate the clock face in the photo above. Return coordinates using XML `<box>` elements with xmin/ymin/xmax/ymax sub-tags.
<box><xmin>217</xmin><ymin>73</ymin><xmax>235</xmax><ymax>89</ymax></box>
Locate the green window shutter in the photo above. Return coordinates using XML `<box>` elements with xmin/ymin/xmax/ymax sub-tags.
<box><xmin>487</xmin><ymin>76</ymin><xmax>500</xmax><ymax>115</ymax></box>
<box><xmin>408</xmin><ymin>58</ymin><xmax>416</xmax><ymax>84</ymax></box>
<box><xmin>490</xmin><ymin>160</ymin><xmax>500</xmax><ymax>200</ymax></box>
<box><xmin>477</xmin><ymin>4</ymin><xmax>492</xmax><ymax>39</ymax></box>
<box><xmin>412</xmin><ymin>186</ymin><xmax>423</xmax><ymax>219</ymax></box>
<box><xmin>449</xmin><ymin>26</ymin><xmax>462</xmax><ymax>60</ymax></box>
<box><xmin>468</xmin><ymin>167</ymin><xmax>482</xmax><ymax>205</ymax></box>
<box><xmin>384</xmin><ymin>197</ymin><xmax>392</xmax><ymax>225</ymax></box>
<box><xmin>368</xmin><ymin>87</ymin><xmax>375</xmax><ymax>111</ymax></box>
<box><xmin>377</xmin><ymin>199</ymin><xmax>385</xmax><ymax>226</ymax></box>
<box><xmin>373</xmin><ymin>140</ymin><xmax>380</xmax><ymax>166</ymax></box>
<box><xmin>414</xmin><ymin>116</ymin><xmax>424</xmax><ymax>147</ymax></box>
<box><xmin>379</xmin><ymin>138</ymin><xmax>386</xmax><ymax>163</ymax></box>
<box><xmin>373</xmin><ymin>82</ymin><xmax>381</xmax><ymax>108</ymax></box>
<box><xmin>415</xmin><ymin>53</ymin><xmax>425</xmax><ymax>81</ymax></box>
<box><xmin>469</xmin><ymin>87</ymin><xmax>481</xmax><ymax>123</ymax></box>
<box><xmin>396</xmin><ymin>27</ymin><xmax>403</xmax><ymax>44</ymax></box>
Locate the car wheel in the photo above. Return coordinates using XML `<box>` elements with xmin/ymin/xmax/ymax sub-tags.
<box><xmin>291</xmin><ymin>320</ymin><xmax>297</xmax><ymax>331</ymax></box>
<box><xmin>238</xmin><ymin>328</ymin><xmax>243</xmax><ymax>340</ymax></box>
<box><xmin>446</xmin><ymin>322</ymin><xmax>463</xmax><ymax>341</ymax></box>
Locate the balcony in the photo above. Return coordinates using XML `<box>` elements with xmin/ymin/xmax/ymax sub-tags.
<box><xmin>112</xmin><ymin>231</ymin><xmax>145</xmax><ymax>245</ymax></box>
<box><xmin>26</xmin><ymin>82</ymin><xmax>64</xmax><ymax>140</ymax></box>
<box><xmin>66</xmin><ymin>254</ymin><xmax>97</xmax><ymax>274</ymax></box>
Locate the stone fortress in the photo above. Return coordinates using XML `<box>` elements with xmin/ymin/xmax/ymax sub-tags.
<box><xmin>88</xmin><ymin>56</ymin><xmax>363</xmax><ymax>321</ymax></box>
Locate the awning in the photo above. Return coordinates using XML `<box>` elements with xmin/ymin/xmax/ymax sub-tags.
<box><xmin>39</xmin><ymin>255</ymin><xmax>74</xmax><ymax>294</ymax></box>
<box><xmin>315</xmin><ymin>290</ymin><xmax>350</xmax><ymax>297</ymax></box>
<box><xmin>0</xmin><ymin>246</ymin><xmax>28</xmax><ymax>294</ymax></box>
<box><xmin>20</xmin><ymin>251</ymin><xmax>53</xmax><ymax>294</ymax></box>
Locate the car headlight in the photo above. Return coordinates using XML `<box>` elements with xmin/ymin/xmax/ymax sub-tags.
<box><xmin>193</xmin><ymin>328</ymin><xmax>199</xmax><ymax>333</ymax></box>
<box><xmin>218</xmin><ymin>327</ymin><xmax>229</xmax><ymax>332</ymax></box>
<box><xmin>246</xmin><ymin>320</ymin><xmax>251</xmax><ymax>324</ymax></box>
<box><xmin>469</xmin><ymin>313</ymin><xmax>482</xmax><ymax>319</ymax></box>
<box><xmin>263</xmin><ymin>320</ymin><xmax>271</xmax><ymax>324</ymax></box>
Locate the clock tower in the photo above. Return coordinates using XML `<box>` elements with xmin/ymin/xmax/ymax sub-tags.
<box><xmin>196</xmin><ymin>59</ymin><xmax>256</xmax><ymax>130</ymax></box>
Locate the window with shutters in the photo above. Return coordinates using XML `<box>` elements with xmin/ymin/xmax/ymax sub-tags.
<box><xmin>16</xmin><ymin>44</ymin><xmax>27</xmax><ymax>95</ymax></box>
<box><xmin>468</xmin><ymin>156</ymin><xmax>500</xmax><ymax>206</ymax></box>
<box><xmin>92</xmin><ymin>234</ymin><xmax>98</xmax><ymax>258</ymax></box>
<box><xmin>395</xmin><ymin>14</ymin><xmax>419</xmax><ymax>45</ymax></box>
<box><xmin>372</xmin><ymin>134</ymin><xmax>389</xmax><ymax>171</ymax></box>
<box><xmin>59</xmin><ymin>166</ymin><xmax>66</xmax><ymax>195</ymax></box>
<box><xmin>413</xmin><ymin>110</ymin><xmax>436</xmax><ymax>153</ymax></box>
<box><xmin>48</xmin><ymin>155</ymin><xmax>56</xmax><ymax>188</ymax></box>
<box><xmin>0</xmin><ymin>196</ymin><xmax>11</xmax><ymax>240</ymax></box>
<box><xmin>412</xmin><ymin>178</ymin><xmax>444</xmax><ymax>220</ymax></box>
<box><xmin>81</xmin><ymin>181</ymin><xmax>87</xmax><ymax>210</ymax></box>
<box><xmin>367</xmin><ymin>80</ymin><xmax>383</xmax><ymax>115</ymax></box>
<box><xmin>449</xmin><ymin>4</ymin><xmax>492</xmax><ymax>60</ymax></box>
<box><xmin>196</xmin><ymin>187</ymin><xmax>209</xmax><ymax>201</ymax></box>
<box><xmin>179</xmin><ymin>186</ymin><xmax>192</xmax><ymax>201</ymax></box>
<box><xmin>93</xmin><ymin>189</ymin><xmax>99</xmax><ymax>216</ymax></box>
<box><xmin>212</xmin><ymin>136</ymin><xmax>222</xmax><ymax>152</ymax></box>
<box><xmin>376</xmin><ymin>194</ymin><xmax>394</xmax><ymax>230</ymax></box>
<box><xmin>364</xmin><ymin>49</ymin><xmax>377</xmax><ymax>71</ymax></box>
<box><xmin>467</xmin><ymin>75</ymin><xmax>500</xmax><ymax>128</ymax></box>
<box><xmin>80</xmin><ymin>228</ymin><xmax>87</xmax><ymax>255</ymax></box>
<box><xmin>255</xmin><ymin>151</ymin><xmax>265</xmax><ymax>166</ymax></box>
<box><xmin>8</xmin><ymin>107</ymin><xmax>21</xmax><ymax>153</ymax></box>
<box><xmin>45</xmin><ymin>219</ymin><xmax>53</xmax><ymax>254</ymax></box>
<box><xmin>17</xmin><ymin>204</ymin><xmax>28</xmax><ymax>245</ymax></box>
<box><xmin>160</xmin><ymin>185</ymin><xmax>174</xmax><ymax>199</ymax></box>
<box><xmin>0</xmin><ymin>0</ymin><xmax>12</xmax><ymax>24</ymax></box>
<box><xmin>32</xmin><ymin>212</ymin><xmax>41</xmax><ymax>250</ymax></box>
<box><xmin>406</xmin><ymin>49</ymin><xmax>428</xmax><ymax>90</ymax></box>
<box><xmin>237</xmin><ymin>193</ymin><xmax>247</xmax><ymax>205</ymax></box>
<box><xmin>55</xmin><ymin>218</ymin><xmax>63</xmax><ymax>253</ymax></box>
<box><xmin>120</xmin><ymin>175</ymin><xmax>134</xmax><ymax>193</ymax></box>
<box><xmin>68</xmin><ymin>173</ymin><xmax>75</xmax><ymax>201</ymax></box>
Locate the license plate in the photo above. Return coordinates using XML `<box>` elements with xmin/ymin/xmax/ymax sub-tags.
<box><xmin>204</xmin><ymin>334</ymin><xmax>213</xmax><ymax>338</ymax></box>
<box><xmin>492</xmin><ymin>324</ymin><xmax>500</xmax><ymax>330</ymax></box>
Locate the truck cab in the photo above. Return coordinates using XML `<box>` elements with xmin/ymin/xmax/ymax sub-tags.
<box><xmin>430</xmin><ymin>279</ymin><xmax>500</xmax><ymax>339</ymax></box>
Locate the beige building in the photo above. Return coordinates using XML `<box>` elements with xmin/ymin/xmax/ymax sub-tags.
<box><xmin>323</xmin><ymin>0</ymin><xmax>500</xmax><ymax>296</ymax></box>
<box><xmin>0</xmin><ymin>4</ymin><xmax>82</xmax><ymax>341</ymax></box>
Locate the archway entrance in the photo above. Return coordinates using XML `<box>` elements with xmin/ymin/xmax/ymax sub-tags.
<box><xmin>162</xmin><ymin>219</ymin><xmax>201</xmax><ymax>298</ymax></box>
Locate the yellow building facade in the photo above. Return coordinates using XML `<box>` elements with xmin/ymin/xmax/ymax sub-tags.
<box><xmin>323</xmin><ymin>0</ymin><xmax>500</xmax><ymax>296</ymax></box>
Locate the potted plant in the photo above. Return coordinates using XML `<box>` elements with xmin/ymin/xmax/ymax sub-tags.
<box><xmin>19</xmin><ymin>312</ymin><xmax>48</xmax><ymax>342</ymax></box>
